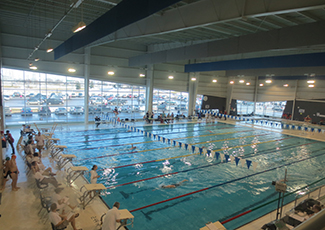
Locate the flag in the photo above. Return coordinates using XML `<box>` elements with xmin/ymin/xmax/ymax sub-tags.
<box><xmin>246</xmin><ymin>160</ymin><xmax>252</xmax><ymax>169</ymax></box>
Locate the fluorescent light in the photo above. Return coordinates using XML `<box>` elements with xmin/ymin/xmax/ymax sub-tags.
<box><xmin>259</xmin><ymin>83</ymin><xmax>264</xmax><ymax>87</ymax></box>
<box><xmin>229</xmin><ymin>81</ymin><xmax>234</xmax><ymax>84</ymax></box>
<box><xmin>72</xmin><ymin>21</ymin><xmax>86</xmax><ymax>33</ymax></box>
<box><xmin>212</xmin><ymin>79</ymin><xmax>217</xmax><ymax>83</ymax></box>
<box><xmin>239</xmin><ymin>80</ymin><xmax>245</xmax><ymax>83</ymax></box>
<box><xmin>283</xmin><ymin>84</ymin><xmax>289</xmax><ymax>87</ymax></box>
<box><xmin>191</xmin><ymin>77</ymin><xmax>196</xmax><ymax>81</ymax></box>
<box><xmin>107</xmin><ymin>71</ymin><xmax>115</xmax><ymax>75</ymax></box>
<box><xmin>29</xmin><ymin>66</ymin><xmax>37</xmax><ymax>70</ymax></box>
<box><xmin>168</xmin><ymin>76</ymin><xmax>174</xmax><ymax>79</ymax></box>
<box><xmin>246</xmin><ymin>82</ymin><xmax>250</xmax><ymax>85</ymax></box>
<box><xmin>265</xmin><ymin>80</ymin><xmax>272</xmax><ymax>83</ymax></box>
<box><xmin>308</xmin><ymin>84</ymin><xmax>315</xmax><ymax>88</ymax></box>
<box><xmin>307</xmin><ymin>80</ymin><xmax>315</xmax><ymax>84</ymax></box>
<box><xmin>139</xmin><ymin>74</ymin><xmax>145</xmax><ymax>77</ymax></box>
<box><xmin>34</xmin><ymin>58</ymin><xmax>39</xmax><ymax>62</ymax></box>
<box><xmin>47</xmin><ymin>48</ymin><xmax>53</xmax><ymax>53</ymax></box>
<box><xmin>68</xmin><ymin>68</ymin><xmax>76</xmax><ymax>73</ymax></box>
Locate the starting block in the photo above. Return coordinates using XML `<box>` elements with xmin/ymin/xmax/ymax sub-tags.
<box><xmin>46</xmin><ymin>138</ymin><xmax>60</xmax><ymax>149</ymax></box>
<box><xmin>200</xmin><ymin>221</ymin><xmax>227</xmax><ymax>230</ymax></box>
<box><xmin>57</xmin><ymin>154</ymin><xmax>76</xmax><ymax>170</ymax></box>
<box><xmin>118</xmin><ymin>209</ymin><xmax>134</xmax><ymax>229</ymax></box>
<box><xmin>79</xmin><ymin>183</ymin><xmax>106</xmax><ymax>209</ymax></box>
<box><xmin>66</xmin><ymin>166</ymin><xmax>89</xmax><ymax>185</ymax></box>
<box><xmin>51</xmin><ymin>145</ymin><xmax>67</xmax><ymax>158</ymax></box>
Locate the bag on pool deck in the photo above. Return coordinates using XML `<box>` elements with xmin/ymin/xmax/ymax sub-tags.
<box><xmin>294</xmin><ymin>198</ymin><xmax>320</xmax><ymax>214</ymax></box>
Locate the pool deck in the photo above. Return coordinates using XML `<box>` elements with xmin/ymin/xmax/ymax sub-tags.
<box><xmin>1</xmin><ymin>119</ymin><xmax>324</xmax><ymax>230</ymax></box>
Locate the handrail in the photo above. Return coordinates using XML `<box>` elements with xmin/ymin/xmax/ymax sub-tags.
<box><xmin>221</xmin><ymin>177</ymin><xmax>325</xmax><ymax>225</ymax></box>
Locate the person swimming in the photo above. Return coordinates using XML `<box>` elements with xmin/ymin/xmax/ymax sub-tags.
<box><xmin>130</xmin><ymin>144</ymin><xmax>136</xmax><ymax>150</ymax></box>
<box><xmin>153</xmin><ymin>179</ymin><xmax>188</xmax><ymax>191</ymax></box>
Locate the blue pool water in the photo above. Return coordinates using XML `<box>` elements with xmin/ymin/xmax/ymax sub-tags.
<box><xmin>57</xmin><ymin>122</ymin><xmax>325</xmax><ymax>230</ymax></box>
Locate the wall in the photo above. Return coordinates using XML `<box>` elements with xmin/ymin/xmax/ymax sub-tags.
<box><xmin>201</xmin><ymin>95</ymin><xmax>226</xmax><ymax>111</ymax></box>
<box><xmin>293</xmin><ymin>100</ymin><xmax>325</xmax><ymax>123</ymax></box>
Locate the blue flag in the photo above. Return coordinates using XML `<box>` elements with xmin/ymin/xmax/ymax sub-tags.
<box><xmin>224</xmin><ymin>154</ymin><xmax>229</xmax><ymax>162</ymax></box>
<box><xmin>246</xmin><ymin>160</ymin><xmax>252</xmax><ymax>169</ymax></box>
<box><xmin>192</xmin><ymin>145</ymin><xmax>195</xmax><ymax>153</ymax></box>
<box><xmin>235</xmin><ymin>157</ymin><xmax>240</xmax><ymax>166</ymax></box>
<box><xmin>215</xmin><ymin>152</ymin><xmax>220</xmax><ymax>160</ymax></box>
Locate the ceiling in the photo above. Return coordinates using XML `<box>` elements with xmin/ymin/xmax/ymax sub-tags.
<box><xmin>1</xmin><ymin>0</ymin><xmax>325</xmax><ymax>65</ymax></box>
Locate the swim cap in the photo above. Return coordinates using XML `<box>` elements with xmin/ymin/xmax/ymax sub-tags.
<box><xmin>6</xmin><ymin>157</ymin><xmax>10</xmax><ymax>161</ymax></box>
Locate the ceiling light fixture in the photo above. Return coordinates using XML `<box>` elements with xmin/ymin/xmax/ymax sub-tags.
<box><xmin>239</xmin><ymin>80</ymin><xmax>245</xmax><ymax>83</ymax></box>
<box><xmin>139</xmin><ymin>74</ymin><xmax>145</xmax><ymax>77</ymax></box>
<box><xmin>34</xmin><ymin>58</ymin><xmax>39</xmax><ymax>62</ymax></box>
<box><xmin>246</xmin><ymin>82</ymin><xmax>250</xmax><ymax>85</ymax></box>
<box><xmin>229</xmin><ymin>81</ymin><xmax>234</xmax><ymax>84</ymax></box>
<box><xmin>307</xmin><ymin>80</ymin><xmax>315</xmax><ymax>84</ymax></box>
<box><xmin>46</xmin><ymin>48</ymin><xmax>53</xmax><ymax>53</ymax></box>
<box><xmin>191</xmin><ymin>77</ymin><xmax>196</xmax><ymax>81</ymax></box>
<box><xmin>259</xmin><ymin>83</ymin><xmax>264</xmax><ymax>87</ymax></box>
<box><xmin>308</xmin><ymin>84</ymin><xmax>315</xmax><ymax>88</ymax></box>
<box><xmin>168</xmin><ymin>76</ymin><xmax>174</xmax><ymax>79</ymax></box>
<box><xmin>107</xmin><ymin>71</ymin><xmax>115</xmax><ymax>75</ymax></box>
<box><xmin>68</xmin><ymin>68</ymin><xmax>76</xmax><ymax>73</ymax></box>
<box><xmin>265</xmin><ymin>80</ymin><xmax>272</xmax><ymax>84</ymax></box>
<box><xmin>212</xmin><ymin>79</ymin><xmax>217</xmax><ymax>83</ymax></box>
<box><xmin>72</xmin><ymin>21</ymin><xmax>86</xmax><ymax>33</ymax></box>
<box><xmin>283</xmin><ymin>84</ymin><xmax>289</xmax><ymax>87</ymax></box>
<box><xmin>29</xmin><ymin>66</ymin><xmax>37</xmax><ymax>70</ymax></box>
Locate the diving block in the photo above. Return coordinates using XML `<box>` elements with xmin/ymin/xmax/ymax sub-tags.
<box><xmin>57</xmin><ymin>154</ymin><xmax>76</xmax><ymax>170</ymax></box>
<box><xmin>79</xmin><ymin>183</ymin><xmax>106</xmax><ymax>209</ymax></box>
<box><xmin>43</xmin><ymin>132</ymin><xmax>54</xmax><ymax>138</ymax></box>
<box><xmin>66</xmin><ymin>166</ymin><xmax>89</xmax><ymax>185</ymax></box>
<box><xmin>118</xmin><ymin>209</ymin><xmax>134</xmax><ymax>229</ymax></box>
<box><xmin>200</xmin><ymin>221</ymin><xmax>227</xmax><ymax>230</ymax></box>
<box><xmin>46</xmin><ymin>138</ymin><xmax>60</xmax><ymax>149</ymax></box>
<box><xmin>51</xmin><ymin>145</ymin><xmax>67</xmax><ymax>158</ymax></box>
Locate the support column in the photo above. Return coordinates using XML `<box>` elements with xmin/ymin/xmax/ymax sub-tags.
<box><xmin>226</xmin><ymin>77</ymin><xmax>234</xmax><ymax>114</ymax></box>
<box><xmin>0</xmin><ymin>30</ymin><xmax>3</xmax><ymax>188</ymax></box>
<box><xmin>253</xmin><ymin>76</ymin><xmax>258</xmax><ymax>114</ymax></box>
<box><xmin>188</xmin><ymin>72</ymin><xmax>199</xmax><ymax>116</ymax></box>
<box><xmin>291</xmin><ymin>80</ymin><xmax>298</xmax><ymax>120</ymax></box>
<box><xmin>84</xmin><ymin>47</ymin><xmax>90</xmax><ymax>124</ymax></box>
<box><xmin>145</xmin><ymin>65</ymin><xmax>154</xmax><ymax>114</ymax></box>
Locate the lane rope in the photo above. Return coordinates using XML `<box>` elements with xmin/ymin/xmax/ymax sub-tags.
<box><xmin>129</xmin><ymin>148</ymin><xmax>325</xmax><ymax>212</ymax></box>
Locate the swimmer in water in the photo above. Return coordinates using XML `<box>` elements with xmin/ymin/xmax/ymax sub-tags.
<box><xmin>130</xmin><ymin>144</ymin><xmax>136</xmax><ymax>150</ymax></box>
<box><xmin>153</xmin><ymin>179</ymin><xmax>188</xmax><ymax>191</ymax></box>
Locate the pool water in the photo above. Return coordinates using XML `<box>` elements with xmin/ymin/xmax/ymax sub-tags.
<box><xmin>57</xmin><ymin>122</ymin><xmax>325</xmax><ymax>230</ymax></box>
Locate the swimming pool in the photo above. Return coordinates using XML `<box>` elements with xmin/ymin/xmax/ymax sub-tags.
<box><xmin>57</xmin><ymin>122</ymin><xmax>325</xmax><ymax>230</ymax></box>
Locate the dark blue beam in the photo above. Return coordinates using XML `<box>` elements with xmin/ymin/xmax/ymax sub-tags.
<box><xmin>54</xmin><ymin>0</ymin><xmax>182</xmax><ymax>60</ymax></box>
<box><xmin>185</xmin><ymin>52</ymin><xmax>325</xmax><ymax>73</ymax></box>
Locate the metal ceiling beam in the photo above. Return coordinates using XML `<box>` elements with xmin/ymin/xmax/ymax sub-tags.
<box><xmin>129</xmin><ymin>21</ymin><xmax>325</xmax><ymax>66</ymax></box>
<box><xmin>89</xmin><ymin>0</ymin><xmax>325</xmax><ymax>47</ymax></box>
<box><xmin>93</xmin><ymin>0</ymin><xmax>117</xmax><ymax>6</ymax></box>
<box><xmin>54</xmin><ymin>0</ymin><xmax>183</xmax><ymax>59</ymax></box>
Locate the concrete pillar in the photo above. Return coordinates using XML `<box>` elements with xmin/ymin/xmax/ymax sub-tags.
<box><xmin>253</xmin><ymin>76</ymin><xmax>258</xmax><ymax>114</ymax></box>
<box><xmin>188</xmin><ymin>72</ymin><xmax>199</xmax><ymax>116</ymax></box>
<box><xmin>291</xmin><ymin>80</ymin><xmax>298</xmax><ymax>120</ymax></box>
<box><xmin>145</xmin><ymin>65</ymin><xmax>154</xmax><ymax>114</ymax></box>
<box><xmin>0</xmin><ymin>29</ymin><xmax>3</xmax><ymax>187</ymax></box>
<box><xmin>84</xmin><ymin>47</ymin><xmax>90</xmax><ymax>124</ymax></box>
<box><xmin>226</xmin><ymin>77</ymin><xmax>234</xmax><ymax>114</ymax></box>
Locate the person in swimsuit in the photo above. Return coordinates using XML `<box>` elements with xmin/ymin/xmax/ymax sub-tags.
<box><xmin>153</xmin><ymin>179</ymin><xmax>188</xmax><ymax>191</ymax></box>
<box><xmin>130</xmin><ymin>144</ymin><xmax>136</xmax><ymax>150</ymax></box>
<box><xmin>161</xmin><ymin>179</ymin><xmax>188</xmax><ymax>188</ymax></box>
<box><xmin>9</xmin><ymin>154</ymin><xmax>20</xmax><ymax>191</ymax></box>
